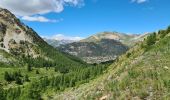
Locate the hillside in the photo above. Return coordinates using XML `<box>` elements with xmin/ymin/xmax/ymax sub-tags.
<box><xmin>51</xmin><ymin>27</ymin><xmax>170</xmax><ymax>99</ymax></box>
<box><xmin>57</xmin><ymin>32</ymin><xmax>145</xmax><ymax>64</ymax></box>
<box><xmin>59</xmin><ymin>39</ymin><xmax>128</xmax><ymax>64</ymax></box>
<box><xmin>0</xmin><ymin>8</ymin><xmax>86</xmax><ymax>67</ymax></box>
<box><xmin>0</xmin><ymin>8</ymin><xmax>111</xmax><ymax>100</ymax></box>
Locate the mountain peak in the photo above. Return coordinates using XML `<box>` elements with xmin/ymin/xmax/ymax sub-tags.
<box><xmin>80</xmin><ymin>31</ymin><xmax>139</xmax><ymax>46</ymax></box>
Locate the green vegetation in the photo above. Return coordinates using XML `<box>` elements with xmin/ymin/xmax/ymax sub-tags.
<box><xmin>1</xmin><ymin>8</ymin><xmax>170</xmax><ymax>100</ymax></box>
<box><xmin>88</xmin><ymin>26</ymin><xmax>170</xmax><ymax>99</ymax></box>
<box><xmin>146</xmin><ymin>32</ymin><xmax>156</xmax><ymax>46</ymax></box>
<box><xmin>50</xmin><ymin>26</ymin><xmax>170</xmax><ymax>100</ymax></box>
<box><xmin>0</xmin><ymin>63</ymin><xmax>109</xmax><ymax>100</ymax></box>
<box><xmin>0</xmin><ymin>8</ymin><xmax>112</xmax><ymax>100</ymax></box>
<box><xmin>4</xmin><ymin>71</ymin><xmax>23</xmax><ymax>85</ymax></box>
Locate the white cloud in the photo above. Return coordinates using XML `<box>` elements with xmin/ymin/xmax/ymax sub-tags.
<box><xmin>131</xmin><ymin>0</ymin><xmax>148</xmax><ymax>4</ymax></box>
<box><xmin>21</xmin><ymin>16</ymin><xmax>63</xmax><ymax>23</ymax></box>
<box><xmin>43</xmin><ymin>34</ymin><xmax>84</xmax><ymax>41</ymax></box>
<box><xmin>0</xmin><ymin>0</ymin><xmax>84</xmax><ymax>22</ymax></box>
<box><xmin>0</xmin><ymin>0</ymin><xmax>84</xmax><ymax>16</ymax></box>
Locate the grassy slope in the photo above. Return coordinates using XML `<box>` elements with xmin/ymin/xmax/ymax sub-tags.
<box><xmin>52</xmin><ymin>28</ymin><xmax>170</xmax><ymax>100</ymax></box>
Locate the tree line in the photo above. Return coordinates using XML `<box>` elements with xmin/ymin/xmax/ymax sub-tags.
<box><xmin>1</xmin><ymin>63</ymin><xmax>109</xmax><ymax>100</ymax></box>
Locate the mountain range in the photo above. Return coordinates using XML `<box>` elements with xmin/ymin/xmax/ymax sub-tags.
<box><xmin>45</xmin><ymin>32</ymin><xmax>147</xmax><ymax>64</ymax></box>
<box><xmin>43</xmin><ymin>38</ymin><xmax>76</xmax><ymax>47</ymax></box>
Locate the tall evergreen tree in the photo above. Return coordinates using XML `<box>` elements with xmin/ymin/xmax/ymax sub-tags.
<box><xmin>24</xmin><ymin>74</ymin><xmax>30</xmax><ymax>82</ymax></box>
<box><xmin>27</xmin><ymin>64</ymin><xmax>32</xmax><ymax>72</ymax></box>
<box><xmin>0</xmin><ymin>85</ymin><xmax>5</xmax><ymax>100</ymax></box>
<box><xmin>15</xmin><ymin>77</ymin><xmax>23</xmax><ymax>85</ymax></box>
<box><xmin>4</xmin><ymin>71</ymin><xmax>11</xmax><ymax>82</ymax></box>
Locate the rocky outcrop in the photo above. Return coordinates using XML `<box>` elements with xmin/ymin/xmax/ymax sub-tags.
<box><xmin>0</xmin><ymin>8</ymin><xmax>45</xmax><ymax>58</ymax></box>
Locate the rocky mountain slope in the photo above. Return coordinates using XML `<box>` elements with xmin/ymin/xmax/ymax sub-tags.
<box><xmin>56</xmin><ymin>32</ymin><xmax>145</xmax><ymax>64</ymax></box>
<box><xmin>52</xmin><ymin>26</ymin><xmax>170</xmax><ymax>100</ymax></box>
<box><xmin>59</xmin><ymin>39</ymin><xmax>128</xmax><ymax>64</ymax></box>
<box><xmin>0</xmin><ymin>8</ymin><xmax>85</xmax><ymax>67</ymax></box>
<box><xmin>0</xmin><ymin>8</ymin><xmax>44</xmax><ymax>56</ymax></box>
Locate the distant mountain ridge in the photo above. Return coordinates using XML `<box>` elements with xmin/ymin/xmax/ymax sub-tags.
<box><xmin>54</xmin><ymin>32</ymin><xmax>146</xmax><ymax>64</ymax></box>
<box><xmin>43</xmin><ymin>38</ymin><xmax>76</xmax><ymax>47</ymax></box>
<box><xmin>81</xmin><ymin>32</ymin><xmax>144</xmax><ymax>46</ymax></box>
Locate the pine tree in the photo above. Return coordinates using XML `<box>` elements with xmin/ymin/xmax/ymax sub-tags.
<box><xmin>24</xmin><ymin>74</ymin><xmax>30</xmax><ymax>82</ymax></box>
<box><xmin>4</xmin><ymin>71</ymin><xmax>11</xmax><ymax>82</ymax></box>
<box><xmin>27</xmin><ymin>64</ymin><xmax>32</xmax><ymax>72</ymax></box>
<box><xmin>159</xmin><ymin>30</ymin><xmax>165</xmax><ymax>38</ymax></box>
<box><xmin>0</xmin><ymin>85</ymin><xmax>5</xmax><ymax>100</ymax></box>
<box><xmin>15</xmin><ymin>77</ymin><xmax>23</xmax><ymax>85</ymax></box>
<box><xmin>54</xmin><ymin>67</ymin><xmax>58</xmax><ymax>72</ymax></box>
<box><xmin>28</xmin><ymin>88</ymin><xmax>41</xmax><ymax>100</ymax></box>
<box><xmin>36</xmin><ymin>70</ymin><xmax>40</xmax><ymax>74</ymax></box>
<box><xmin>167</xmin><ymin>26</ymin><xmax>170</xmax><ymax>33</ymax></box>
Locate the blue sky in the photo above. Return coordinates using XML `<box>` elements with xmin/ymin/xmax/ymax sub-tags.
<box><xmin>0</xmin><ymin>0</ymin><xmax>170</xmax><ymax>40</ymax></box>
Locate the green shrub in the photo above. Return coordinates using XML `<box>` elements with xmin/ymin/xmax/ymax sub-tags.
<box><xmin>146</xmin><ymin>32</ymin><xmax>156</xmax><ymax>46</ymax></box>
